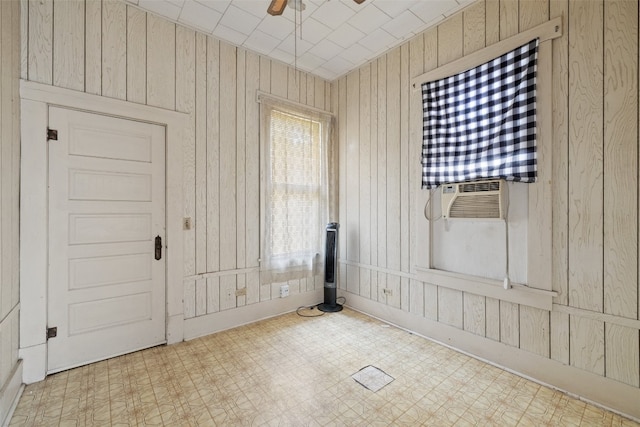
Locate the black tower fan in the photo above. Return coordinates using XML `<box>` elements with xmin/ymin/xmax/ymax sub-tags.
<box><xmin>318</xmin><ymin>222</ymin><xmax>342</xmax><ymax>312</ymax></box>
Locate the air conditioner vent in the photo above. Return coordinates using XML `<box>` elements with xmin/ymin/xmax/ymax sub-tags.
<box><xmin>441</xmin><ymin>179</ymin><xmax>506</xmax><ymax>219</ymax></box>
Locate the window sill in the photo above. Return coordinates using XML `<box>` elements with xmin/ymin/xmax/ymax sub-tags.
<box><xmin>414</xmin><ymin>267</ymin><xmax>556</xmax><ymax>311</ymax></box>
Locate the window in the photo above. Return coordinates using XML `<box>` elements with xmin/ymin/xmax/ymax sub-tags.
<box><xmin>259</xmin><ymin>97</ymin><xmax>332</xmax><ymax>284</ymax></box>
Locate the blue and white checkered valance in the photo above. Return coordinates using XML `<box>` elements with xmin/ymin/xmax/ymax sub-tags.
<box><xmin>421</xmin><ymin>38</ymin><xmax>539</xmax><ymax>189</ymax></box>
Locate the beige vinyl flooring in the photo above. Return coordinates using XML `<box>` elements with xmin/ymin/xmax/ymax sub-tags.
<box><xmin>9</xmin><ymin>307</ymin><xmax>640</xmax><ymax>426</ymax></box>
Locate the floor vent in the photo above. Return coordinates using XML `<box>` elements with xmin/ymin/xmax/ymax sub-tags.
<box><xmin>351</xmin><ymin>365</ymin><xmax>394</xmax><ymax>392</ymax></box>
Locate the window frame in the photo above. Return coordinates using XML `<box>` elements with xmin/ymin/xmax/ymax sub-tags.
<box><xmin>257</xmin><ymin>92</ymin><xmax>334</xmax><ymax>285</ymax></box>
<box><xmin>411</xmin><ymin>17</ymin><xmax>563</xmax><ymax>311</ymax></box>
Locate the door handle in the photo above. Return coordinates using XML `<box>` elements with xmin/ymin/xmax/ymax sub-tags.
<box><xmin>155</xmin><ymin>235</ymin><xmax>162</xmax><ymax>260</ymax></box>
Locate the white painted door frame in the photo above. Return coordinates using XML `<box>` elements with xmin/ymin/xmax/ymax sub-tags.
<box><xmin>19</xmin><ymin>80</ymin><xmax>187</xmax><ymax>383</ymax></box>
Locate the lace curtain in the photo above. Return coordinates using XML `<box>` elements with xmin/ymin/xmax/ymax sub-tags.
<box><xmin>260</xmin><ymin>98</ymin><xmax>332</xmax><ymax>285</ymax></box>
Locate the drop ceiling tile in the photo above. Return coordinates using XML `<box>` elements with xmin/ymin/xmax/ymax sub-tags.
<box><xmin>410</xmin><ymin>0</ymin><xmax>458</xmax><ymax>21</ymax></box>
<box><xmin>138</xmin><ymin>0</ymin><xmax>182</xmax><ymax>21</ymax></box>
<box><xmin>231</xmin><ymin>0</ymin><xmax>267</xmax><ymax>19</ymax></box>
<box><xmin>212</xmin><ymin>24</ymin><xmax>248</xmax><ymax>46</ymax></box>
<box><xmin>219</xmin><ymin>4</ymin><xmax>261</xmax><ymax>35</ymax></box>
<box><xmin>257</xmin><ymin>17</ymin><xmax>295</xmax><ymax>40</ymax></box>
<box><xmin>296</xmin><ymin>18</ymin><xmax>332</xmax><ymax>45</ymax></box>
<box><xmin>178</xmin><ymin>1</ymin><xmax>222</xmax><ymax>33</ymax></box>
<box><xmin>375</xmin><ymin>0</ymin><xmax>420</xmax><ymax>18</ymax></box>
<box><xmin>195</xmin><ymin>0</ymin><xmax>230</xmax><ymax>14</ymax></box>
<box><xmin>243</xmin><ymin>29</ymin><xmax>282</xmax><ymax>55</ymax></box>
<box><xmin>444</xmin><ymin>0</ymin><xmax>470</xmax><ymax>16</ymax></box>
<box><xmin>308</xmin><ymin>39</ymin><xmax>342</xmax><ymax>61</ymax></box>
<box><xmin>167</xmin><ymin>0</ymin><xmax>186</xmax><ymax>7</ymax></box>
<box><xmin>382</xmin><ymin>10</ymin><xmax>424</xmax><ymax>39</ymax></box>
<box><xmin>269</xmin><ymin>49</ymin><xmax>296</xmax><ymax>65</ymax></box>
<box><xmin>320</xmin><ymin>55</ymin><xmax>354</xmax><ymax>74</ymax></box>
<box><xmin>296</xmin><ymin>51</ymin><xmax>326</xmax><ymax>70</ymax></box>
<box><xmin>358</xmin><ymin>28</ymin><xmax>397</xmax><ymax>52</ymax></box>
<box><xmin>338</xmin><ymin>43</ymin><xmax>373</xmax><ymax>65</ymax></box>
<box><xmin>278</xmin><ymin>35</ymin><xmax>314</xmax><ymax>56</ymax></box>
<box><xmin>312</xmin><ymin>67</ymin><xmax>336</xmax><ymax>80</ymax></box>
<box><xmin>310</xmin><ymin>1</ymin><xmax>356</xmax><ymax>30</ymax></box>
<box><xmin>348</xmin><ymin>4</ymin><xmax>392</xmax><ymax>35</ymax></box>
<box><xmin>326</xmin><ymin>24</ymin><xmax>366</xmax><ymax>49</ymax></box>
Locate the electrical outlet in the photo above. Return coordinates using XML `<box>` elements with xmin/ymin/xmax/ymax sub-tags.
<box><xmin>383</xmin><ymin>288</ymin><xmax>393</xmax><ymax>296</ymax></box>
<box><xmin>280</xmin><ymin>284</ymin><xmax>289</xmax><ymax>298</ymax></box>
<box><xmin>235</xmin><ymin>288</ymin><xmax>247</xmax><ymax>297</ymax></box>
<box><xmin>183</xmin><ymin>217</ymin><xmax>192</xmax><ymax>230</ymax></box>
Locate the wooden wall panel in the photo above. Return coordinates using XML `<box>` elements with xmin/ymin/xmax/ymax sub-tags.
<box><xmin>603</xmin><ymin>0</ymin><xmax>638</xmax><ymax>319</ymax></box>
<box><xmin>85</xmin><ymin>0</ymin><xmax>101</xmax><ymax>95</ymax></box>
<box><xmin>410</xmin><ymin>280</ymin><xmax>424</xmax><ymax>316</ymax></box>
<box><xmin>485</xmin><ymin>0</ymin><xmax>500</xmax><ymax>46</ymax></box>
<box><xmin>245</xmin><ymin>51</ymin><xmax>261</xmax><ymax>277</ymax></box>
<box><xmin>219</xmin><ymin>43</ymin><xmax>237</xmax><ymax>272</ymax></box>
<box><xmin>438</xmin><ymin>287</ymin><xmax>463</xmax><ymax>329</ymax></box>
<box><xmin>0</xmin><ymin>0</ymin><xmax>20</xmax><ymax>402</ymax></box>
<box><xmin>568</xmin><ymin>0</ymin><xmax>604</xmax><ymax>312</ymax></box>
<box><xmin>550</xmin><ymin>0</ymin><xmax>569</xmax><ymax>306</ymax></box>
<box><xmin>520</xmin><ymin>306</ymin><xmax>549</xmax><ymax>357</ymax></box>
<box><xmin>359</xmin><ymin>65</ymin><xmax>371</xmax><ymax>299</ymax></box>
<box><xmin>101</xmin><ymin>1</ymin><xmax>126</xmax><ymax>100</ymax></box>
<box><xmin>206</xmin><ymin>38</ymin><xmax>220</xmax><ymax>273</ymax></box>
<box><xmin>194</xmin><ymin>33</ymin><xmax>207</xmax><ymax>275</ymax></box>
<box><xmin>377</xmin><ymin>56</ymin><xmax>388</xmax><ymax>294</ymax></box>
<box><xmin>499</xmin><ymin>0</ymin><xmax>519</xmax><ymax>39</ymax></box>
<box><xmin>147</xmin><ymin>14</ymin><xmax>175</xmax><ymax>109</ymax></box>
<box><xmin>486</xmin><ymin>297</ymin><xmax>500</xmax><ymax>341</ymax></box>
<box><xmin>424</xmin><ymin>283</ymin><xmax>438</xmax><ymax>320</ymax></box>
<box><xmin>463</xmin><ymin>293</ymin><xmax>486</xmax><ymax>336</ymax></box>
<box><xmin>338</xmin><ymin>77</ymin><xmax>347</xmax><ymax>290</ymax></box>
<box><xmin>53</xmin><ymin>0</ymin><xmax>84</xmax><ymax>91</ymax></box>
<box><xmin>409</xmin><ymin>34</ymin><xmax>424</xmax><ymax>285</ymax></box>
<box><xmin>500</xmin><ymin>301</ymin><xmax>519</xmax><ymax>347</ymax></box>
<box><xmin>126</xmin><ymin>6</ymin><xmax>147</xmax><ymax>104</ymax></box>
<box><xmin>27</xmin><ymin>0</ymin><xmax>52</xmax><ymax>84</ymax></box>
<box><xmin>346</xmin><ymin>70</ymin><xmax>360</xmax><ymax>295</ymax></box>
<box><xmin>605</xmin><ymin>324</ymin><xmax>639</xmax><ymax>387</ymax></box>
<box><xmin>346</xmin><ymin>71</ymin><xmax>360</xmax><ymax>265</ymax></box>
<box><xmin>176</xmin><ymin>26</ymin><xmax>196</xmax><ymax>278</ymax></box>
<box><xmin>463</xmin><ymin>1</ymin><xmax>486</xmax><ymax>55</ymax></box>
<box><xmin>518</xmin><ymin>0</ymin><xmax>548</xmax><ymax>31</ymax></box>
<box><xmin>570</xmin><ymin>316</ymin><xmax>605</xmax><ymax>376</ymax></box>
<box><xmin>550</xmin><ymin>311</ymin><xmax>569</xmax><ymax>364</ymax></box>
<box><xmin>369</xmin><ymin>61</ymin><xmax>379</xmax><ymax>300</ymax></box>
<box><xmin>386</xmin><ymin>48</ymin><xmax>401</xmax><ymax>275</ymax></box>
<box><xmin>10</xmin><ymin>0</ymin><xmax>19</xmax><ymax>306</ymax></box>
<box><xmin>195</xmin><ymin>278</ymin><xmax>206</xmax><ymax>317</ymax></box>
<box><xmin>236</xmin><ymin>49</ymin><xmax>246</xmax><ymax>285</ymax></box>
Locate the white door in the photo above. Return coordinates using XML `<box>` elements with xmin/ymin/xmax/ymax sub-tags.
<box><xmin>47</xmin><ymin>107</ymin><xmax>166</xmax><ymax>373</ymax></box>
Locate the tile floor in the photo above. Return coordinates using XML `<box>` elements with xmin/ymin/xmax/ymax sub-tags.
<box><xmin>9</xmin><ymin>308</ymin><xmax>640</xmax><ymax>426</ymax></box>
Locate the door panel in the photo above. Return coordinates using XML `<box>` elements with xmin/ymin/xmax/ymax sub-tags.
<box><xmin>47</xmin><ymin>107</ymin><xmax>166</xmax><ymax>373</ymax></box>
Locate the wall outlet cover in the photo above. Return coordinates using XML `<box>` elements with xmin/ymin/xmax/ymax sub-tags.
<box><xmin>280</xmin><ymin>284</ymin><xmax>289</xmax><ymax>298</ymax></box>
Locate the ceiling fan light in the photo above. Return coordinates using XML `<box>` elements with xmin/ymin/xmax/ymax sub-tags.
<box><xmin>353</xmin><ymin>0</ymin><xmax>366</xmax><ymax>4</ymax></box>
<box><xmin>268</xmin><ymin>0</ymin><xmax>287</xmax><ymax>16</ymax></box>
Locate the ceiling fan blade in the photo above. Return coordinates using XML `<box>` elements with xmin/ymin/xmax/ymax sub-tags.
<box><xmin>353</xmin><ymin>0</ymin><xmax>366</xmax><ymax>4</ymax></box>
<box><xmin>268</xmin><ymin>0</ymin><xmax>287</xmax><ymax>16</ymax></box>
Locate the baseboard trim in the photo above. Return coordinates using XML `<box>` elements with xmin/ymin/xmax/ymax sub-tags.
<box><xmin>0</xmin><ymin>360</ymin><xmax>23</xmax><ymax>427</ymax></box>
<box><xmin>343</xmin><ymin>292</ymin><xmax>640</xmax><ymax>422</ymax></box>
<box><xmin>184</xmin><ymin>290</ymin><xmax>323</xmax><ymax>340</ymax></box>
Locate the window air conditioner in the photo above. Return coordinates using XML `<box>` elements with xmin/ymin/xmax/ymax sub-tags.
<box><xmin>441</xmin><ymin>179</ymin><xmax>506</xmax><ymax>219</ymax></box>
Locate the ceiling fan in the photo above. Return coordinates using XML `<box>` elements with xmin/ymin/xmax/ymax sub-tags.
<box><xmin>268</xmin><ymin>0</ymin><xmax>366</xmax><ymax>16</ymax></box>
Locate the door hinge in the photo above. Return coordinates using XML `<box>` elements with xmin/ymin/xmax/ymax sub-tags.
<box><xmin>46</xmin><ymin>327</ymin><xmax>57</xmax><ymax>340</ymax></box>
<box><xmin>46</xmin><ymin>128</ymin><xmax>58</xmax><ymax>141</ymax></box>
